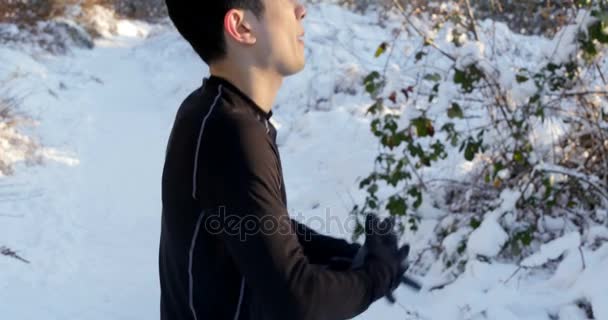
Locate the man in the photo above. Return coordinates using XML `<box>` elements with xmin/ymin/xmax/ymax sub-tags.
<box><xmin>159</xmin><ymin>0</ymin><xmax>410</xmax><ymax>319</ymax></box>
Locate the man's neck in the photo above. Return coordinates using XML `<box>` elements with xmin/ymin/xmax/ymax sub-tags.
<box><xmin>209</xmin><ymin>64</ymin><xmax>282</xmax><ymax>113</ymax></box>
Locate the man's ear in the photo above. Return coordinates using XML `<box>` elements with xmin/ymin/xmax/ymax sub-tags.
<box><xmin>224</xmin><ymin>9</ymin><xmax>256</xmax><ymax>45</ymax></box>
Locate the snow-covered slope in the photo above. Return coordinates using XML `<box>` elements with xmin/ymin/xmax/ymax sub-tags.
<box><xmin>1</xmin><ymin>4</ymin><xmax>607</xmax><ymax>320</ymax></box>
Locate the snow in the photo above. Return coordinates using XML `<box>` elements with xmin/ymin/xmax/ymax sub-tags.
<box><xmin>466</xmin><ymin>218</ymin><xmax>508</xmax><ymax>258</ymax></box>
<box><xmin>520</xmin><ymin>232</ymin><xmax>581</xmax><ymax>268</ymax></box>
<box><xmin>1</xmin><ymin>3</ymin><xmax>607</xmax><ymax>320</ymax></box>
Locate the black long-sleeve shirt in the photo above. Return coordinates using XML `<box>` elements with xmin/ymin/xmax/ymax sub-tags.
<box><xmin>159</xmin><ymin>76</ymin><xmax>393</xmax><ymax>320</ymax></box>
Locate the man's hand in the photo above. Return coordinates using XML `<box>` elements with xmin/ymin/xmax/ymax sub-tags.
<box><xmin>355</xmin><ymin>214</ymin><xmax>415</xmax><ymax>303</ymax></box>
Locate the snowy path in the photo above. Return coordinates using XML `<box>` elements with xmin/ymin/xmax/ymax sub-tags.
<box><xmin>1</xmin><ymin>34</ymin><xmax>176</xmax><ymax>319</ymax></box>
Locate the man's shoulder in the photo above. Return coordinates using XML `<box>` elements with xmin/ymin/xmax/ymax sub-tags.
<box><xmin>175</xmin><ymin>84</ymin><xmax>269</xmax><ymax>144</ymax></box>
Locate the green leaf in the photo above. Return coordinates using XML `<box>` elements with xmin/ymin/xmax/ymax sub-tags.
<box><xmin>453</xmin><ymin>67</ymin><xmax>481</xmax><ymax>93</ymax></box>
<box><xmin>454</xmin><ymin>69</ymin><xmax>466</xmax><ymax>85</ymax></box>
<box><xmin>363</xmin><ymin>71</ymin><xmax>380</xmax><ymax>84</ymax></box>
<box><xmin>368</xmin><ymin>199</ymin><xmax>377</xmax><ymax>209</ymax></box>
<box><xmin>516</xmin><ymin>74</ymin><xmax>529</xmax><ymax>83</ymax></box>
<box><xmin>589</xmin><ymin>20</ymin><xmax>608</xmax><ymax>44</ymax></box>
<box><xmin>492</xmin><ymin>162</ymin><xmax>505</xmax><ymax>181</ymax></box>
<box><xmin>424</xmin><ymin>73</ymin><xmax>441</xmax><ymax>82</ymax></box>
<box><xmin>366</xmin><ymin>100</ymin><xmax>383</xmax><ymax>115</ymax></box>
<box><xmin>535</xmin><ymin>106</ymin><xmax>545</xmax><ymax>121</ymax></box>
<box><xmin>547</xmin><ymin>63</ymin><xmax>559</xmax><ymax>72</ymax></box>
<box><xmin>441</xmin><ymin>123</ymin><xmax>455</xmax><ymax>133</ymax></box>
<box><xmin>513</xmin><ymin>151</ymin><xmax>525</xmax><ymax>164</ymax></box>
<box><xmin>408</xmin><ymin>187</ymin><xmax>423</xmax><ymax>209</ymax></box>
<box><xmin>430</xmin><ymin>140</ymin><xmax>447</xmax><ymax>160</ymax></box>
<box><xmin>415</xmin><ymin>51</ymin><xmax>427</xmax><ymax>61</ymax></box>
<box><xmin>375</xmin><ymin>42</ymin><xmax>388</xmax><ymax>58</ymax></box>
<box><xmin>470</xmin><ymin>217</ymin><xmax>481</xmax><ymax>229</ymax></box>
<box><xmin>363</xmin><ymin>71</ymin><xmax>383</xmax><ymax>96</ymax></box>
<box><xmin>457</xmin><ymin>241</ymin><xmax>467</xmax><ymax>254</ymax></box>
<box><xmin>464</xmin><ymin>139</ymin><xmax>481</xmax><ymax>161</ymax></box>
<box><xmin>464</xmin><ymin>144</ymin><xmax>475</xmax><ymax>161</ymax></box>
<box><xmin>358</xmin><ymin>176</ymin><xmax>372</xmax><ymax>188</ymax></box>
<box><xmin>428</xmin><ymin>83</ymin><xmax>440</xmax><ymax>103</ymax></box>
<box><xmin>352</xmin><ymin>222</ymin><xmax>365</xmax><ymax>241</ymax></box>
<box><xmin>367</xmin><ymin>183</ymin><xmax>378</xmax><ymax>194</ymax></box>
<box><xmin>386</xmin><ymin>196</ymin><xmax>407</xmax><ymax>216</ymax></box>
<box><xmin>448</xmin><ymin>103</ymin><xmax>464</xmax><ymax>119</ymax></box>
<box><xmin>441</xmin><ymin>123</ymin><xmax>459</xmax><ymax>146</ymax></box>
<box><xmin>384</xmin><ymin>115</ymin><xmax>399</xmax><ymax>133</ymax></box>
<box><xmin>370</xmin><ymin>118</ymin><xmax>382</xmax><ymax>136</ymax></box>
<box><xmin>515</xmin><ymin>228</ymin><xmax>534</xmax><ymax>247</ymax></box>
<box><xmin>595</xmin><ymin>10</ymin><xmax>608</xmax><ymax>24</ymax></box>
<box><xmin>529</xmin><ymin>94</ymin><xmax>540</xmax><ymax>104</ymax></box>
<box><xmin>411</xmin><ymin>117</ymin><xmax>434</xmax><ymax>137</ymax></box>
<box><xmin>542</xmin><ymin>177</ymin><xmax>553</xmax><ymax>200</ymax></box>
<box><xmin>521</xmin><ymin>232</ymin><xmax>532</xmax><ymax>246</ymax></box>
<box><xmin>408</xmin><ymin>142</ymin><xmax>424</xmax><ymax>158</ymax></box>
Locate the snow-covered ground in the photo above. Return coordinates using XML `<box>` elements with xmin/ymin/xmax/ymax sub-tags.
<box><xmin>1</xmin><ymin>4</ymin><xmax>607</xmax><ymax>320</ymax></box>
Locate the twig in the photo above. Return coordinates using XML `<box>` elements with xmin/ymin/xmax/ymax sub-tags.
<box><xmin>405</xmin><ymin>157</ymin><xmax>428</xmax><ymax>191</ymax></box>
<box><xmin>464</xmin><ymin>0</ymin><xmax>480</xmax><ymax>41</ymax></box>
<box><xmin>538</xmin><ymin>166</ymin><xmax>608</xmax><ymax>201</ymax></box>
<box><xmin>546</xmin><ymin>90</ymin><xmax>608</xmax><ymax>97</ymax></box>
<box><xmin>381</xmin><ymin>29</ymin><xmax>403</xmax><ymax>86</ymax></box>
<box><xmin>503</xmin><ymin>266</ymin><xmax>522</xmax><ymax>284</ymax></box>
<box><xmin>0</xmin><ymin>246</ymin><xmax>30</xmax><ymax>264</ymax></box>
<box><xmin>578</xmin><ymin>246</ymin><xmax>586</xmax><ymax>270</ymax></box>
<box><xmin>596</xmin><ymin>63</ymin><xmax>606</xmax><ymax>85</ymax></box>
<box><xmin>394</xmin><ymin>300</ymin><xmax>432</xmax><ymax>320</ymax></box>
<box><xmin>390</xmin><ymin>0</ymin><xmax>456</xmax><ymax>62</ymax></box>
<box><xmin>428</xmin><ymin>276</ymin><xmax>458</xmax><ymax>291</ymax></box>
<box><xmin>0</xmin><ymin>213</ymin><xmax>25</xmax><ymax>218</ymax></box>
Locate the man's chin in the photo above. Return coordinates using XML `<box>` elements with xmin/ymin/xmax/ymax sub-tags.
<box><xmin>282</xmin><ymin>60</ymin><xmax>306</xmax><ymax>77</ymax></box>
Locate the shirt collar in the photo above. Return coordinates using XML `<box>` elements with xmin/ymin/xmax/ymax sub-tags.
<box><xmin>205</xmin><ymin>75</ymin><xmax>273</xmax><ymax>120</ymax></box>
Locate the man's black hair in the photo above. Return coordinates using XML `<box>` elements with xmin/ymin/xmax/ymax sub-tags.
<box><xmin>165</xmin><ymin>0</ymin><xmax>265</xmax><ymax>64</ymax></box>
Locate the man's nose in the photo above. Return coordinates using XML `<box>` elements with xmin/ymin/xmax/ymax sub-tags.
<box><xmin>296</xmin><ymin>4</ymin><xmax>307</xmax><ymax>20</ymax></box>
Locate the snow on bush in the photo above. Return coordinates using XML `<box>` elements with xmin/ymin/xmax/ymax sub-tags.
<box><xmin>350</xmin><ymin>0</ymin><xmax>608</xmax><ymax>287</ymax></box>
<box><xmin>0</xmin><ymin>93</ymin><xmax>42</xmax><ymax>176</ymax></box>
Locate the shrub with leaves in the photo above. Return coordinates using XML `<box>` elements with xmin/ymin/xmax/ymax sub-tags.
<box><xmin>351</xmin><ymin>0</ymin><xmax>608</xmax><ymax>277</ymax></box>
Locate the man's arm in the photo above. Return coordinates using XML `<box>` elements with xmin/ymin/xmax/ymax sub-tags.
<box><xmin>291</xmin><ymin>219</ymin><xmax>360</xmax><ymax>265</ymax></box>
<box><xmin>199</xmin><ymin>116</ymin><xmax>394</xmax><ymax>320</ymax></box>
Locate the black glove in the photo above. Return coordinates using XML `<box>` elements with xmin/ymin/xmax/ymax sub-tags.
<box><xmin>359</xmin><ymin>214</ymin><xmax>411</xmax><ymax>303</ymax></box>
<box><xmin>326</xmin><ymin>243</ymin><xmax>362</xmax><ymax>271</ymax></box>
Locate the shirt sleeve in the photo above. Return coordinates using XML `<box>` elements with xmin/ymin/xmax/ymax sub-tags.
<box><xmin>291</xmin><ymin>219</ymin><xmax>361</xmax><ymax>265</ymax></box>
<box><xmin>200</xmin><ymin>114</ymin><xmax>393</xmax><ymax>320</ymax></box>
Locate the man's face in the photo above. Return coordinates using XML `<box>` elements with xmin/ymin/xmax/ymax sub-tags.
<box><xmin>250</xmin><ymin>0</ymin><xmax>307</xmax><ymax>76</ymax></box>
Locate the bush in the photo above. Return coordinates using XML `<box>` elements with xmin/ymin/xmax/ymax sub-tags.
<box><xmin>352</xmin><ymin>0</ymin><xmax>608</xmax><ymax>277</ymax></box>
<box><xmin>0</xmin><ymin>0</ymin><xmax>166</xmax><ymax>25</ymax></box>
<box><xmin>320</xmin><ymin>0</ymin><xmax>575</xmax><ymax>36</ymax></box>
<box><xmin>112</xmin><ymin>0</ymin><xmax>167</xmax><ymax>21</ymax></box>
<box><xmin>0</xmin><ymin>0</ymin><xmax>164</xmax><ymax>53</ymax></box>
<box><xmin>0</xmin><ymin>0</ymin><xmax>55</xmax><ymax>25</ymax></box>
<box><xmin>0</xmin><ymin>20</ymin><xmax>94</xmax><ymax>54</ymax></box>
<box><xmin>0</xmin><ymin>92</ymin><xmax>42</xmax><ymax>176</ymax></box>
